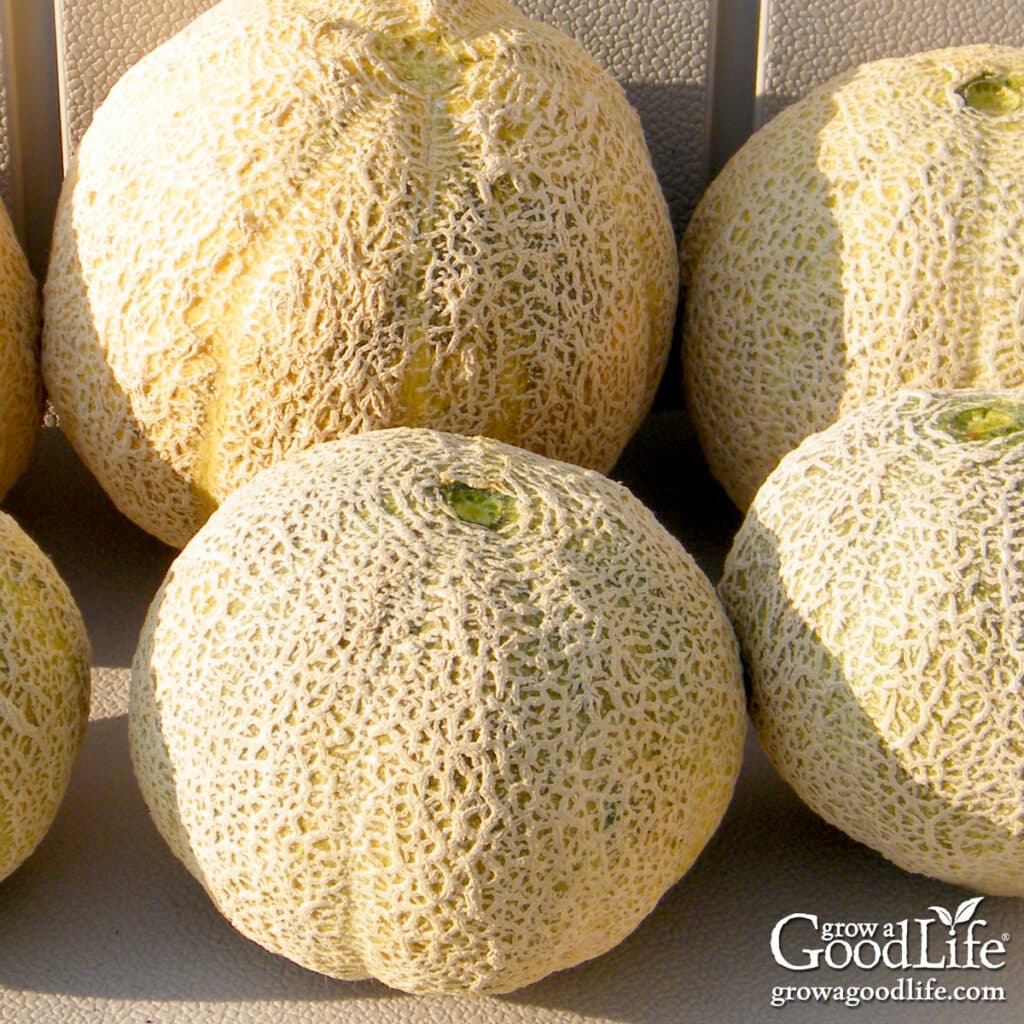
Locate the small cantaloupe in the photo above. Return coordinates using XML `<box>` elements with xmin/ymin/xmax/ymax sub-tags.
<box><xmin>129</xmin><ymin>427</ymin><xmax>745</xmax><ymax>994</ymax></box>
<box><xmin>0</xmin><ymin>203</ymin><xmax>41</xmax><ymax>502</ymax></box>
<box><xmin>0</xmin><ymin>513</ymin><xmax>90</xmax><ymax>882</ymax></box>
<box><xmin>681</xmin><ymin>44</ymin><xmax>1024</xmax><ymax>510</ymax></box>
<box><xmin>720</xmin><ymin>389</ymin><xmax>1024</xmax><ymax>894</ymax></box>
<box><xmin>42</xmin><ymin>0</ymin><xmax>678</xmax><ymax>548</ymax></box>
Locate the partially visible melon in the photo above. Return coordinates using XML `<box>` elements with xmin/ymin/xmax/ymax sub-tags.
<box><xmin>42</xmin><ymin>0</ymin><xmax>677</xmax><ymax>548</ymax></box>
<box><xmin>0</xmin><ymin>203</ymin><xmax>40</xmax><ymax>501</ymax></box>
<box><xmin>0</xmin><ymin>512</ymin><xmax>90</xmax><ymax>882</ymax></box>
<box><xmin>129</xmin><ymin>427</ymin><xmax>745</xmax><ymax>994</ymax></box>
<box><xmin>720</xmin><ymin>389</ymin><xmax>1024</xmax><ymax>894</ymax></box>
<box><xmin>681</xmin><ymin>44</ymin><xmax>1024</xmax><ymax>510</ymax></box>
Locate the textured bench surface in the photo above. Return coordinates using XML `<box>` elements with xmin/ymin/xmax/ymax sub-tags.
<box><xmin>756</xmin><ymin>0</ymin><xmax>1024</xmax><ymax>123</ymax></box>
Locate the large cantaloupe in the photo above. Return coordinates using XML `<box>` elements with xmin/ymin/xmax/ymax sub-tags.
<box><xmin>681</xmin><ymin>45</ymin><xmax>1024</xmax><ymax>510</ymax></box>
<box><xmin>129</xmin><ymin>427</ymin><xmax>745</xmax><ymax>994</ymax></box>
<box><xmin>0</xmin><ymin>512</ymin><xmax>90</xmax><ymax>882</ymax></box>
<box><xmin>0</xmin><ymin>204</ymin><xmax>41</xmax><ymax>502</ymax></box>
<box><xmin>720</xmin><ymin>389</ymin><xmax>1024</xmax><ymax>894</ymax></box>
<box><xmin>42</xmin><ymin>0</ymin><xmax>678</xmax><ymax>548</ymax></box>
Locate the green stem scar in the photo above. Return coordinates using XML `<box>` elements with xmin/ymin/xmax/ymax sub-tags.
<box><xmin>957</xmin><ymin>71</ymin><xmax>1024</xmax><ymax>114</ymax></box>
<box><xmin>440</xmin><ymin>481</ymin><xmax>515</xmax><ymax>530</ymax></box>
<box><xmin>940</xmin><ymin>402</ymin><xmax>1024</xmax><ymax>442</ymax></box>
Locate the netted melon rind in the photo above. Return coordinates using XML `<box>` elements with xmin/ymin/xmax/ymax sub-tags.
<box><xmin>42</xmin><ymin>0</ymin><xmax>678</xmax><ymax>549</ymax></box>
<box><xmin>720</xmin><ymin>389</ymin><xmax>1024</xmax><ymax>894</ymax></box>
<box><xmin>0</xmin><ymin>512</ymin><xmax>91</xmax><ymax>882</ymax></box>
<box><xmin>681</xmin><ymin>44</ymin><xmax>1024</xmax><ymax>510</ymax></box>
<box><xmin>129</xmin><ymin>427</ymin><xmax>745</xmax><ymax>994</ymax></box>
<box><xmin>0</xmin><ymin>201</ymin><xmax>41</xmax><ymax>502</ymax></box>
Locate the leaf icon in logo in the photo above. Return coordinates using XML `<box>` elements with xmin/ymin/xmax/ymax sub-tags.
<box><xmin>953</xmin><ymin>896</ymin><xmax>985</xmax><ymax>926</ymax></box>
<box><xmin>929</xmin><ymin>897</ymin><xmax>985</xmax><ymax>935</ymax></box>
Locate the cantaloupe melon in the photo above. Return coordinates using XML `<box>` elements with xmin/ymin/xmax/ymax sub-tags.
<box><xmin>129</xmin><ymin>427</ymin><xmax>745</xmax><ymax>994</ymax></box>
<box><xmin>0</xmin><ymin>204</ymin><xmax>41</xmax><ymax>502</ymax></box>
<box><xmin>720</xmin><ymin>389</ymin><xmax>1024</xmax><ymax>894</ymax></box>
<box><xmin>42</xmin><ymin>0</ymin><xmax>678</xmax><ymax>548</ymax></box>
<box><xmin>680</xmin><ymin>44</ymin><xmax>1024</xmax><ymax>510</ymax></box>
<box><xmin>0</xmin><ymin>513</ymin><xmax>90</xmax><ymax>882</ymax></box>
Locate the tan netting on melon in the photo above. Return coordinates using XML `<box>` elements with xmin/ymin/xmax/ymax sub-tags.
<box><xmin>720</xmin><ymin>389</ymin><xmax>1024</xmax><ymax>895</ymax></box>
<box><xmin>0</xmin><ymin>513</ymin><xmax>91</xmax><ymax>881</ymax></box>
<box><xmin>681</xmin><ymin>44</ymin><xmax>1024</xmax><ymax>511</ymax></box>
<box><xmin>129</xmin><ymin>428</ymin><xmax>744</xmax><ymax>994</ymax></box>
<box><xmin>0</xmin><ymin>203</ymin><xmax>40</xmax><ymax>502</ymax></box>
<box><xmin>42</xmin><ymin>0</ymin><xmax>677</xmax><ymax>549</ymax></box>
